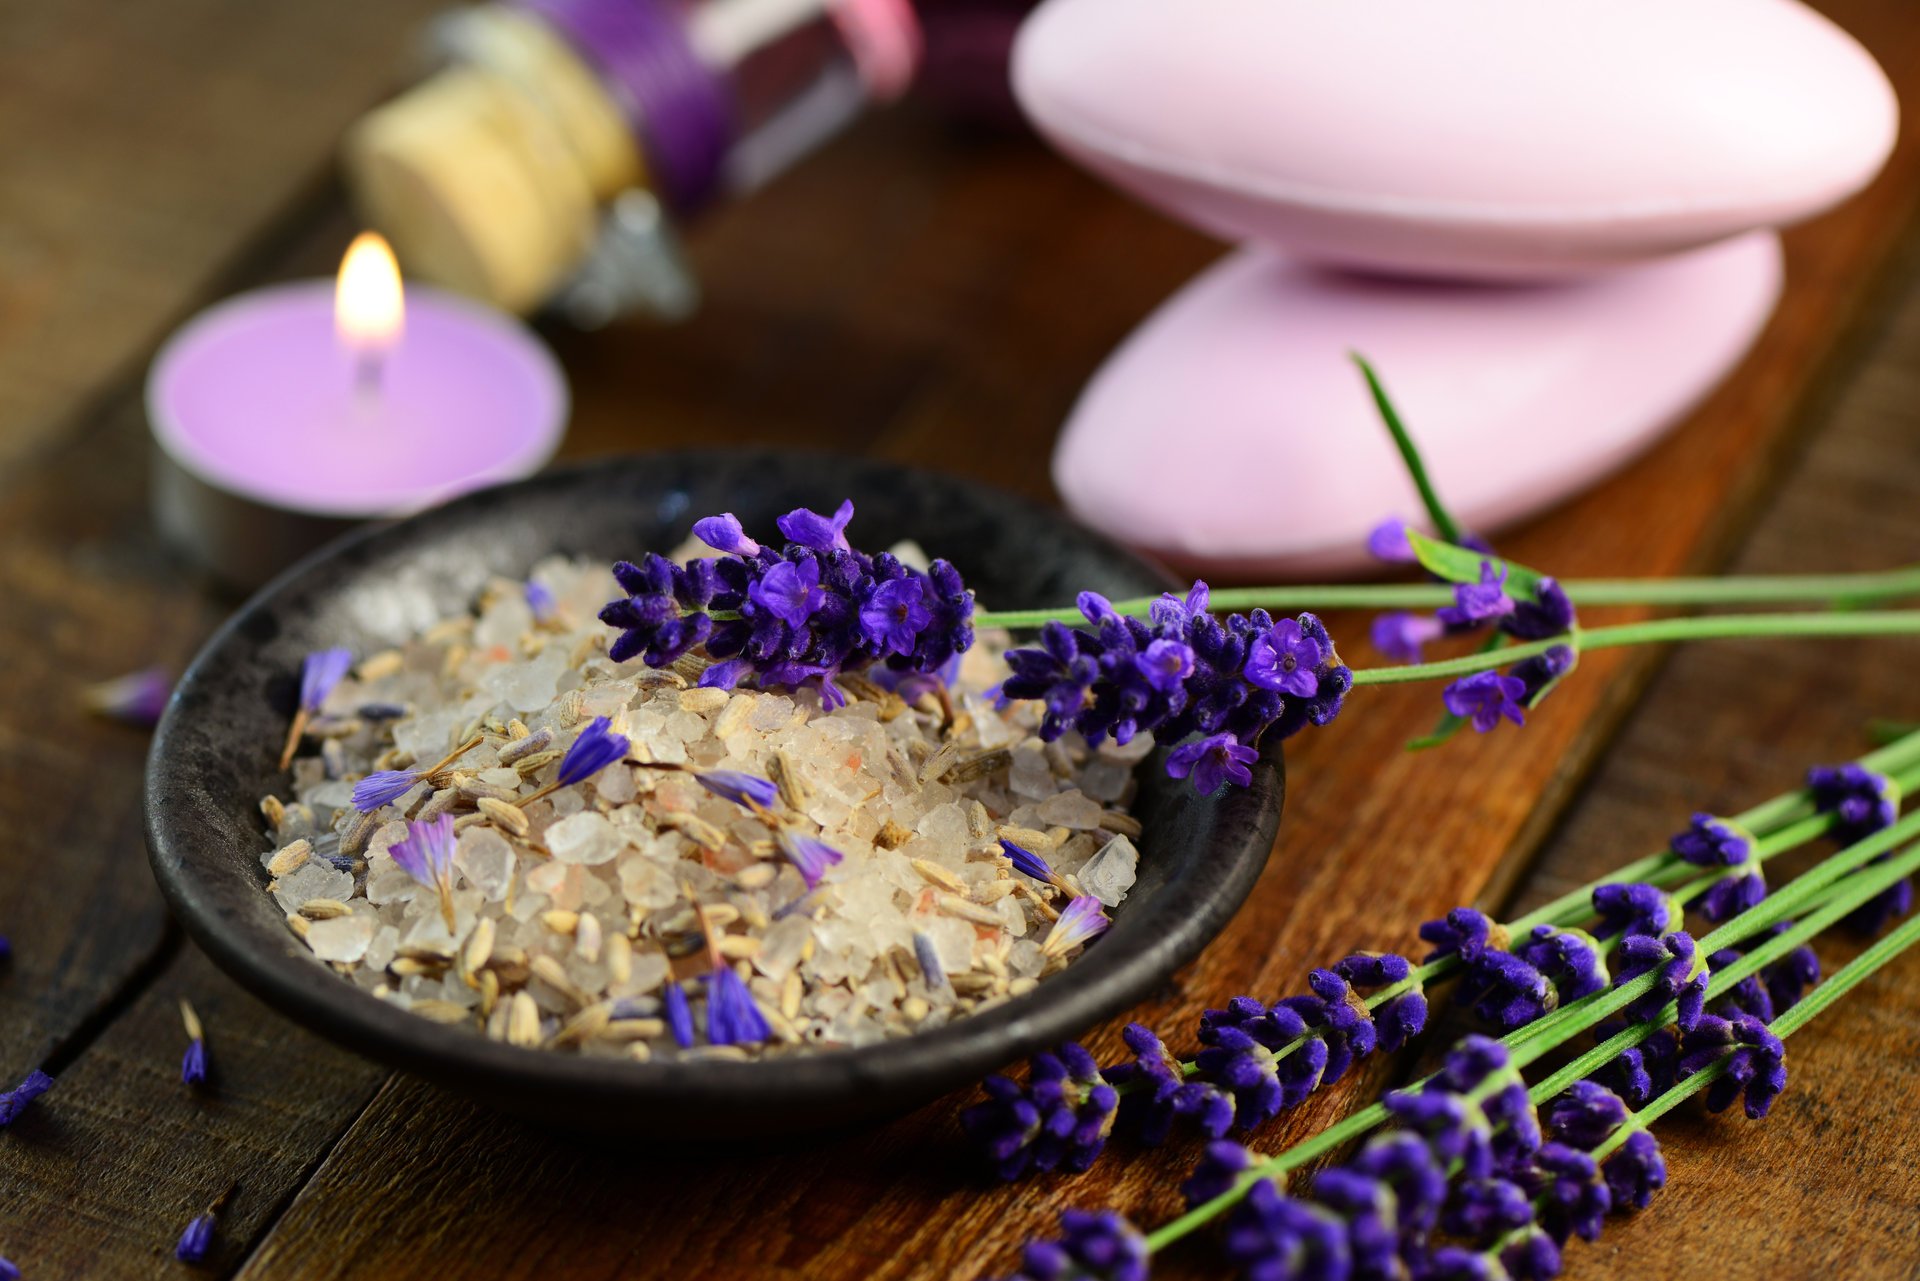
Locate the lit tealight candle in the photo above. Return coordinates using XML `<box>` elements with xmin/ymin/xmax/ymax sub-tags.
<box><xmin>148</xmin><ymin>232</ymin><xmax>568</xmax><ymax>587</ymax></box>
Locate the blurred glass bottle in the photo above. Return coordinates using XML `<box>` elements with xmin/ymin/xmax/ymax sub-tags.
<box><xmin>345</xmin><ymin>0</ymin><xmax>1028</xmax><ymax>327</ymax></box>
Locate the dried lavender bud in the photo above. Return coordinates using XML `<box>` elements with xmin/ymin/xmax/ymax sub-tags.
<box><xmin>1669</xmin><ymin>813</ymin><xmax>1754</xmax><ymax>867</ymax></box>
<box><xmin>1001</xmin><ymin>584</ymin><xmax>1348</xmax><ymax>793</ymax></box>
<box><xmin>1003</xmin><ymin>1209</ymin><xmax>1147</xmax><ymax>1281</ymax></box>
<box><xmin>962</xmin><ymin>1044</ymin><xmax>1117</xmax><ymax>1181</ymax></box>
<box><xmin>0</xmin><ymin>1069</ymin><xmax>52</xmax><ymax>1127</ymax></box>
<box><xmin>600</xmin><ymin>501</ymin><xmax>973</xmax><ymax>700</ymax></box>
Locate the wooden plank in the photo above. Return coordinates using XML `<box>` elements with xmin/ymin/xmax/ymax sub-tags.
<box><xmin>0</xmin><ymin>945</ymin><xmax>387</xmax><ymax>1275</ymax></box>
<box><xmin>0</xmin><ymin>0</ymin><xmax>443</xmax><ymax>476</ymax></box>
<box><xmin>229</xmin><ymin>5</ymin><xmax>1920</xmax><ymax>1277</ymax></box>
<box><xmin>1494</xmin><ymin>258</ymin><xmax>1920</xmax><ymax>1279</ymax></box>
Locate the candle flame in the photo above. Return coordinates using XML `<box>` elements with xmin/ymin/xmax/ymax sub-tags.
<box><xmin>336</xmin><ymin>232</ymin><xmax>404</xmax><ymax>351</ymax></box>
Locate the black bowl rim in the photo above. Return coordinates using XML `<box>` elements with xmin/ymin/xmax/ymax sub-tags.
<box><xmin>144</xmin><ymin>452</ymin><xmax>1281</xmax><ymax>1126</ymax></box>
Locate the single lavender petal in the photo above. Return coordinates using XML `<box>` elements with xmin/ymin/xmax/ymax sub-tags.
<box><xmin>696</xmin><ymin>770</ymin><xmax>780</xmax><ymax>810</ymax></box>
<box><xmin>299</xmin><ymin>648</ymin><xmax>354</xmax><ymax>713</ymax></box>
<box><xmin>776</xmin><ymin>830</ymin><xmax>844</xmax><ymax>888</ymax></box>
<box><xmin>82</xmin><ymin>666</ymin><xmax>173</xmax><ymax>727</ymax></box>
<box><xmin>555</xmin><ymin>717</ymin><xmax>630</xmax><ymax>788</ymax></box>
<box><xmin>351</xmin><ymin>769</ymin><xmax>420</xmax><ymax>812</ymax></box>
<box><xmin>0</xmin><ymin>1069</ymin><xmax>53</xmax><ymax>1126</ymax></box>
<box><xmin>693</xmin><ymin>512</ymin><xmax>761</xmax><ymax>556</ymax></box>
<box><xmin>705</xmin><ymin>964</ymin><xmax>771</xmax><ymax>1047</ymax></box>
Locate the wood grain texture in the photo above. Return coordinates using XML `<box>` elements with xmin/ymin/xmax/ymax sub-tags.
<box><xmin>0</xmin><ymin>945</ymin><xmax>388</xmax><ymax>1274</ymax></box>
<box><xmin>0</xmin><ymin>0</ymin><xmax>1917</xmax><ymax>1277</ymax></box>
<box><xmin>0</xmin><ymin>0</ymin><xmax>443</xmax><ymax>474</ymax></box>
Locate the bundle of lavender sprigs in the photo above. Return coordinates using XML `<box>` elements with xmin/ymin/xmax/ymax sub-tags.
<box><xmin>46</xmin><ymin>356</ymin><xmax>1920</xmax><ymax>1275</ymax></box>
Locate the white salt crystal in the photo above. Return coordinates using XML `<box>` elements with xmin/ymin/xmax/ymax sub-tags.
<box><xmin>615</xmin><ymin>949</ymin><xmax>670</xmax><ymax>996</ymax></box>
<box><xmin>917</xmin><ymin>802</ymin><xmax>970</xmax><ymax>850</ymax></box>
<box><xmin>307</xmin><ymin>913</ymin><xmax>376</xmax><ymax>963</ymax></box>
<box><xmin>595</xmin><ymin>765</ymin><xmax>636</xmax><ymax>805</ymax></box>
<box><xmin>455</xmin><ymin>827</ymin><xmax>516</xmax><ymax>900</ymax></box>
<box><xmin>547</xmin><ymin>811</ymin><xmax>621</xmax><ymax>865</ymax></box>
<box><xmin>1010</xmin><ymin>743</ymin><xmax>1055</xmax><ymax>799</ymax></box>
<box><xmin>475</xmin><ymin>594</ymin><xmax>533</xmax><ymax>649</ymax></box>
<box><xmin>1079</xmin><ymin>834</ymin><xmax>1139</xmax><ymax>907</ymax></box>
<box><xmin>921</xmin><ymin>914</ymin><xmax>975</xmax><ymax>976</ymax></box>
<box><xmin>478</xmin><ymin>767</ymin><xmax>521</xmax><ymax>789</ymax></box>
<box><xmin>1079</xmin><ymin>757</ymin><xmax>1134</xmax><ymax>804</ymax></box>
<box><xmin>1037</xmin><ymin>789</ymin><xmax>1104</xmax><ymax>830</ymax></box>
<box><xmin>755</xmin><ymin>915</ymin><xmax>812</xmax><ymax>981</ymax></box>
<box><xmin>273</xmin><ymin>861</ymin><xmax>353</xmax><ymax>913</ymax></box>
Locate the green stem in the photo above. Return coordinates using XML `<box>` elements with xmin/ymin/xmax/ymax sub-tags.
<box><xmin>1591</xmin><ymin>909</ymin><xmax>1920</xmax><ymax>1161</ymax></box>
<box><xmin>1347</xmin><ymin>611</ymin><xmax>1920</xmax><ymax>687</ymax></box>
<box><xmin>972</xmin><ymin>567</ymin><xmax>1920</xmax><ymax>632</ymax></box>
<box><xmin>1353</xmin><ymin>354</ymin><xmax>1464</xmax><ymax>544</ymax></box>
<box><xmin>1147</xmin><ymin>837</ymin><xmax>1920</xmax><ymax>1256</ymax></box>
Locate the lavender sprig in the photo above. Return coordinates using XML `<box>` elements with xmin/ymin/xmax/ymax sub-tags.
<box><xmin>599</xmin><ymin>501</ymin><xmax>973</xmax><ymax>705</ymax></box>
<box><xmin>1000</xmin><ymin>586</ymin><xmax>1352</xmax><ymax>794</ymax></box>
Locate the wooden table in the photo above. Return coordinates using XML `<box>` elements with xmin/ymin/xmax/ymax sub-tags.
<box><xmin>4</xmin><ymin>2</ymin><xmax>1920</xmax><ymax>1275</ymax></box>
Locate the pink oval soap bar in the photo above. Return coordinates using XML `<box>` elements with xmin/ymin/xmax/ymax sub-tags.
<box><xmin>1014</xmin><ymin>0</ymin><xmax>1895</xmax><ymax>279</ymax></box>
<box><xmin>1052</xmin><ymin>233</ymin><xmax>1782</xmax><ymax>578</ymax></box>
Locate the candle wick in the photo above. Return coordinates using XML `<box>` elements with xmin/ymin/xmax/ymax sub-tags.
<box><xmin>356</xmin><ymin>351</ymin><xmax>385</xmax><ymax>400</ymax></box>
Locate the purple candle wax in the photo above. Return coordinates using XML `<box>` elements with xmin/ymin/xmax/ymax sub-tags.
<box><xmin>150</xmin><ymin>281</ymin><xmax>567</xmax><ymax>519</ymax></box>
<box><xmin>148</xmin><ymin>270</ymin><xmax>569</xmax><ymax>588</ymax></box>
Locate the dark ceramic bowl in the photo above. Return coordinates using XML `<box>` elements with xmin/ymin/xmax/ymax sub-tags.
<box><xmin>145</xmin><ymin>453</ymin><xmax>1283</xmax><ymax>1138</ymax></box>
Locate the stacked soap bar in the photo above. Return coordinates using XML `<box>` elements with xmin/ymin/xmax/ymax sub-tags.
<box><xmin>1015</xmin><ymin>0</ymin><xmax>1898</xmax><ymax>576</ymax></box>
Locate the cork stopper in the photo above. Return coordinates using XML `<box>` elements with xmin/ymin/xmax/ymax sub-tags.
<box><xmin>344</xmin><ymin>51</ymin><xmax>613</xmax><ymax>312</ymax></box>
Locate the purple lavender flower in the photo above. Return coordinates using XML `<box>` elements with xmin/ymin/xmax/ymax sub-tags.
<box><xmin>776</xmin><ymin>829</ymin><xmax>843</xmax><ymax>888</ymax></box>
<box><xmin>1180</xmin><ymin>1138</ymin><xmax>1254</xmax><ymax>1207</ymax></box>
<box><xmin>1503</xmin><ymin>578</ymin><xmax>1576</xmax><ymax>641</ymax></box>
<box><xmin>750</xmin><ymin>556</ymin><xmax>826</xmax><ymax>627</ymax></box>
<box><xmin>1310</xmin><ymin>1165</ymin><xmax>1404</xmax><ymax>1277</ymax></box>
<box><xmin>1601</xmin><ymin>1129</ymin><xmax>1667</xmax><ymax>1209</ymax></box>
<box><xmin>1707</xmin><ymin>947</ymin><xmax>1777</xmax><ymax>1023</ymax></box>
<box><xmin>0</xmin><ymin>935</ymin><xmax>11</xmax><ymax>964</ymax></box>
<box><xmin>556</xmin><ymin>717</ymin><xmax>630</xmax><ymax>788</ymax></box>
<box><xmin>1441</xmin><ymin>1177</ymin><xmax>1533</xmax><ymax>1244</ymax></box>
<box><xmin>0</xmin><ymin>1069</ymin><xmax>53</xmax><ymax>1126</ymax></box>
<box><xmin>388</xmin><ymin>815</ymin><xmax>456</xmax><ymax>895</ymax></box>
<box><xmin>1612</xmin><ymin>931</ymin><xmax>1706</xmax><ymax>1032</ymax></box>
<box><xmin>1041</xmin><ymin>895</ymin><xmax>1112</xmax><ymax>959</ymax></box>
<box><xmin>1519</xmin><ymin>1143</ymin><xmax>1612</xmax><ymax>1245</ymax></box>
<box><xmin>705</xmin><ymin>964</ymin><xmax>771</xmax><ymax>1047</ymax></box>
<box><xmin>1697</xmin><ymin>868</ymin><xmax>1768</xmax><ymax>924</ymax></box>
<box><xmin>1222</xmin><ymin>1180</ymin><xmax>1349</xmax><ymax>1280</ymax></box>
<box><xmin>1511</xmin><ymin>645</ymin><xmax>1575</xmax><ymax>709</ymax></box>
<box><xmin>182</xmin><ymin>1038</ymin><xmax>208</xmax><ymax>1088</ymax></box>
<box><xmin>1136</xmin><ymin>638</ymin><xmax>1195</xmax><ymax>693</ymax></box>
<box><xmin>963</xmin><ymin>1044</ymin><xmax>1118</xmax><ymax>1180</ymax></box>
<box><xmin>1594</xmin><ymin>1028</ymin><xmax>1680</xmax><ymax>1109</ymax></box>
<box><xmin>1808</xmin><ymin>763</ymin><xmax>1899</xmax><ymax>843</ymax></box>
<box><xmin>1004</xmin><ymin>1209</ymin><xmax>1147</xmax><ymax>1281</ymax></box>
<box><xmin>912</xmin><ymin>931</ymin><xmax>946</xmax><ymax>989</ymax></box>
<box><xmin>1244</xmin><ymin>617</ymin><xmax>1324</xmax><ymax>697</ymax></box>
<box><xmin>1541</xmin><ymin>1080</ymin><xmax>1631</xmax><ymax>1152</ymax></box>
<box><xmin>1349</xmin><ymin>1130</ymin><xmax>1451</xmax><ymax>1244</ymax></box>
<box><xmin>859</xmin><ymin>577</ymin><xmax>934</xmax><ymax>655</ymax></box>
<box><xmin>1413</xmin><ymin>1245</ymin><xmax>1504</xmax><ymax>1280</ymax></box>
<box><xmin>351</xmin><ymin>769</ymin><xmax>421</xmax><ymax>812</ymax></box>
<box><xmin>1372</xmin><ymin>611</ymin><xmax>1447</xmax><ymax>664</ymax></box>
<box><xmin>777</xmin><ymin>499</ymin><xmax>855</xmax><ymax>552</ymax></box>
<box><xmin>1195</xmin><ymin>1003</ymin><xmax>1307</xmax><ymax>1127</ymax></box>
<box><xmin>602</xmin><ymin>506</ymin><xmax>973</xmax><ymax>698</ymax></box>
<box><xmin>1165</xmin><ymin>733</ymin><xmax>1259</xmax><ymax>796</ymax></box>
<box><xmin>388</xmin><ymin>814</ymin><xmax>458</xmax><ymax>930</ymax></box>
<box><xmin>1763</xmin><ymin>942</ymin><xmax>1820</xmax><ymax>1013</ymax></box>
<box><xmin>299</xmin><ymin>648</ymin><xmax>353</xmax><ymax>713</ymax></box>
<box><xmin>1499</xmin><ymin>1227</ymin><xmax>1566</xmax><ymax>1281</ymax></box>
<box><xmin>1437</xmin><ymin>562</ymin><xmax>1515</xmax><ymax>628</ymax></box>
<box><xmin>1002</xmin><ymin>590</ymin><xmax>1349</xmax><ymax>792</ymax></box>
<box><xmin>175</xmin><ymin>1212</ymin><xmax>217</xmax><ymax>1265</ymax></box>
<box><xmin>0</xmin><ymin>1253</ymin><xmax>18</xmax><ymax>1281</ymax></box>
<box><xmin>525</xmin><ymin>578</ymin><xmax>558</xmax><ymax>624</ymax></box>
<box><xmin>696</xmin><ymin>770</ymin><xmax>779</xmax><ymax>809</ymax></box>
<box><xmin>1590</xmin><ymin>882</ymin><xmax>1678</xmax><ymax>940</ymax></box>
<box><xmin>1001</xmin><ymin>839</ymin><xmax>1058</xmax><ymax>884</ymax></box>
<box><xmin>663</xmin><ymin>981</ymin><xmax>694</xmax><ymax>1048</ymax></box>
<box><xmin>82</xmin><ymin>666</ymin><xmax>173</xmax><ymax>726</ymax></box>
<box><xmin>1442</xmin><ymin>671</ymin><xmax>1526</xmax><ymax>733</ymax></box>
<box><xmin>1459</xmin><ymin>947</ymin><xmax>1555</xmax><ymax>1031</ymax></box>
<box><xmin>1368</xmin><ymin>518</ymin><xmax>1417</xmax><ymax>563</ymax></box>
<box><xmin>1418</xmin><ymin>907</ymin><xmax>1501</xmax><ymax>963</ymax></box>
<box><xmin>1679</xmin><ymin>1012</ymin><xmax>1787</xmax><ymax>1119</ymax></box>
<box><xmin>1670</xmin><ymin>812</ymin><xmax>1753</xmax><ymax>867</ymax></box>
<box><xmin>1386</xmin><ymin>1089</ymin><xmax>1497</xmax><ymax>1185</ymax></box>
<box><xmin>693</xmin><ymin>512</ymin><xmax>760</xmax><ymax>556</ymax></box>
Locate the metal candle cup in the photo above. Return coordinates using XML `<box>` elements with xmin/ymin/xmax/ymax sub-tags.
<box><xmin>147</xmin><ymin>236</ymin><xmax>568</xmax><ymax>588</ymax></box>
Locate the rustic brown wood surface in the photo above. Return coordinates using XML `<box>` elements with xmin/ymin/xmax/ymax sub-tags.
<box><xmin>2</xmin><ymin>1</ymin><xmax>1919</xmax><ymax>1276</ymax></box>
